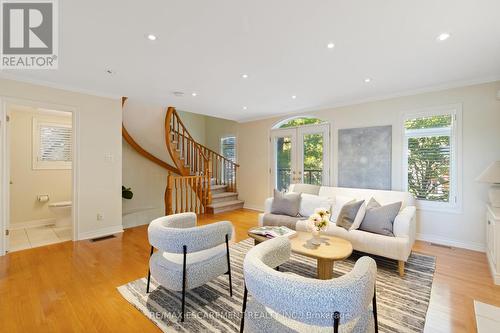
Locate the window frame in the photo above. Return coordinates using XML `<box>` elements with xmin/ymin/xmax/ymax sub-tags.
<box><xmin>32</xmin><ymin>118</ymin><xmax>72</xmax><ymax>170</ymax></box>
<box><xmin>220</xmin><ymin>135</ymin><xmax>237</xmax><ymax>163</ymax></box>
<box><xmin>401</xmin><ymin>104</ymin><xmax>462</xmax><ymax>213</ymax></box>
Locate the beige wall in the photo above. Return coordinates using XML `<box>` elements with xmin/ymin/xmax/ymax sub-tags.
<box><xmin>0</xmin><ymin>78</ymin><xmax>123</xmax><ymax>245</ymax></box>
<box><xmin>237</xmin><ymin>81</ymin><xmax>500</xmax><ymax>251</ymax></box>
<box><xmin>205</xmin><ymin>116</ymin><xmax>238</xmax><ymax>153</ymax></box>
<box><xmin>8</xmin><ymin>107</ymin><xmax>72</xmax><ymax>225</ymax></box>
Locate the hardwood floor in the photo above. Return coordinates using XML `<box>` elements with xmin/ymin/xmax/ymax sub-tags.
<box><xmin>1</xmin><ymin>209</ymin><xmax>499</xmax><ymax>332</ymax></box>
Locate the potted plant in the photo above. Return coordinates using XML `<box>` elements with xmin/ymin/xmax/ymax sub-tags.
<box><xmin>122</xmin><ymin>186</ymin><xmax>134</xmax><ymax>200</ymax></box>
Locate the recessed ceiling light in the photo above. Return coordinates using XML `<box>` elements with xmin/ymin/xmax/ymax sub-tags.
<box><xmin>327</xmin><ymin>42</ymin><xmax>335</xmax><ymax>49</ymax></box>
<box><xmin>242</xmin><ymin>106</ymin><xmax>248</xmax><ymax>110</ymax></box>
<box><xmin>241</xmin><ymin>74</ymin><xmax>249</xmax><ymax>79</ymax></box>
<box><xmin>437</xmin><ymin>32</ymin><xmax>450</xmax><ymax>41</ymax></box>
<box><xmin>146</xmin><ymin>34</ymin><xmax>157</xmax><ymax>41</ymax></box>
<box><xmin>291</xmin><ymin>95</ymin><xmax>297</xmax><ymax>99</ymax></box>
<box><xmin>173</xmin><ymin>91</ymin><xmax>184</xmax><ymax>97</ymax></box>
<box><xmin>364</xmin><ymin>78</ymin><xmax>371</xmax><ymax>83</ymax></box>
<box><xmin>191</xmin><ymin>92</ymin><xmax>197</xmax><ymax>97</ymax></box>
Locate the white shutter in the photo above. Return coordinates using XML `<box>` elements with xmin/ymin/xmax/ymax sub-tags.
<box><xmin>406</xmin><ymin>133</ymin><xmax>451</xmax><ymax>202</ymax></box>
<box><xmin>39</xmin><ymin>125</ymin><xmax>72</xmax><ymax>162</ymax></box>
<box><xmin>221</xmin><ymin>136</ymin><xmax>236</xmax><ymax>163</ymax></box>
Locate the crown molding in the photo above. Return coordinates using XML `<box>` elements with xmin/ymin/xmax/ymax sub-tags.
<box><xmin>0</xmin><ymin>73</ymin><xmax>123</xmax><ymax>100</ymax></box>
<box><xmin>237</xmin><ymin>75</ymin><xmax>500</xmax><ymax>123</ymax></box>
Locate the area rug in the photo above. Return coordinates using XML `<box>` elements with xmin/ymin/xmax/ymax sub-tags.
<box><xmin>118</xmin><ymin>239</ymin><xmax>435</xmax><ymax>332</ymax></box>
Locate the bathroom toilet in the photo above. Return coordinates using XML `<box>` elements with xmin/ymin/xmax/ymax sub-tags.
<box><xmin>48</xmin><ymin>201</ymin><xmax>72</xmax><ymax>227</ymax></box>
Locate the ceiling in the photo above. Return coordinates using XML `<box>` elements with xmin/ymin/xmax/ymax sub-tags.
<box><xmin>2</xmin><ymin>0</ymin><xmax>500</xmax><ymax>121</ymax></box>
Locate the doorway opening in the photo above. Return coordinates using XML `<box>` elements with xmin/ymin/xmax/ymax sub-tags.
<box><xmin>270</xmin><ymin>117</ymin><xmax>330</xmax><ymax>192</ymax></box>
<box><xmin>4</xmin><ymin>103</ymin><xmax>74</xmax><ymax>253</ymax></box>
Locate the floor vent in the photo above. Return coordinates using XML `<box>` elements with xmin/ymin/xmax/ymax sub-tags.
<box><xmin>429</xmin><ymin>242</ymin><xmax>453</xmax><ymax>249</ymax></box>
<box><xmin>90</xmin><ymin>235</ymin><xmax>116</xmax><ymax>242</ymax></box>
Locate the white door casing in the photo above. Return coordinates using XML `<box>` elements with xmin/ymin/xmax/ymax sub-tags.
<box><xmin>270</xmin><ymin>123</ymin><xmax>330</xmax><ymax>192</ymax></box>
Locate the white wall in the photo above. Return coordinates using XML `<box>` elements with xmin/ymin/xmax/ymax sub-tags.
<box><xmin>8</xmin><ymin>107</ymin><xmax>72</xmax><ymax>225</ymax></box>
<box><xmin>0</xmin><ymin>78</ymin><xmax>123</xmax><ymax>249</ymax></box>
<box><xmin>237</xmin><ymin>81</ymin><xmax>500</xmax><ymax>251</ymax></box>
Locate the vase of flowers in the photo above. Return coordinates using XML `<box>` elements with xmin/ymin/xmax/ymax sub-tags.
<box><xmin>308</xmin><ymin>208</ymin><xmax>330</xmax><ymax>245</ymax></box>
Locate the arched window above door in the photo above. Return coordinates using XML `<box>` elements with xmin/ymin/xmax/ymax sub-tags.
<box><xmin>273</xmin><ymin>116</ymin><xmax>325</xmax><ymax>129</ymax></box>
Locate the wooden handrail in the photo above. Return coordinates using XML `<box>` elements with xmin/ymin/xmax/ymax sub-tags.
<box><xmin>122</xmin><ymin>97</ymin><xmax>179</xmax><ymax>174</ymax></box>
<box><xmin>165</xmin><ymin>106</ymin><xmax>239</xmax><ymax>194</ymax></box>
<box><xmin>173</xmin><ymin>131</ymin><xmax>239</xmax><ymax>168</ymax></box>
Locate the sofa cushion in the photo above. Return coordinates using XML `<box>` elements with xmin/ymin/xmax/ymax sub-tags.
<box><xmin>330</xmin><ymin>195</ymin><xmax>355</xmax><ymax>222</ymax></box>
<box><xmin>359</xmin><ymin>198</ymin><xmax>402</xmax><ymax>236</ymax></box>
<box><xmin>350</xmin><ymin>201</ymin><xmax>366</xmax><ymax>230</ymax></box>
<box><xmin>262</xmin><ymin>213</ymin><xmax>301</xmax><ymax>230</ymax></box>
<box><xmin>290</xmin><ymin>183</ymin><xmax>321</xmax><ymax>195</ymax></box>
<box><xmin>336</xmin><ymin>200</ymin><xmax>365</xmax><ymax>230</ymax></box>
<box><xmin>271</xmin><ymin>189</ymin><xmax>301</xmax><ymax>216</ymax></box>
<box><xmin>299</xmin><ymin>193</ymin><xmax>334</xmax><ymax>217</ymax></box>
<box><xmin>318</xmin><ymin>186</ymin><xmax>414</xmax><ymax>209</ymax></box>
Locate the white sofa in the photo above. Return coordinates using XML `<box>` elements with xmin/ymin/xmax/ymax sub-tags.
<box><xmin>258</xmin><ymin>184</ymin><xmax>417</xmax><ymax>276</ymax></box>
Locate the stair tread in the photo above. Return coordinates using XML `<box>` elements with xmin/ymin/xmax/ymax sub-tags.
<box><xmin>212</xmin><ymin>192</ymin><xmax>238</xmax><ymax>198</ymax></box>
<box><xmin>207</xmin><ymin>200</ymin><xmax>244</xmax><ymax>208</ymax></box>
<box><xmin>211</xmin><ymin>184</ymin><xmax>228</xmax><ymax>190</ymax></box>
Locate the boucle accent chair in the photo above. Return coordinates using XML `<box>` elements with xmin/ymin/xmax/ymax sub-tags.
<box><xmin>147</xmin><ymin>212</ymin><xmax>234</xmax><ymax>322</ymax></box>
<box><xmin>240</xmin><ymin>237</ymin><xmax>378</xmax><ymax>333</ymax></box>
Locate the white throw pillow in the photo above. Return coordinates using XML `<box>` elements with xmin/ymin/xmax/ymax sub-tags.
<box><xmin>349</xmin><ymin>201</ymin><xmax>366</xmax><ymax>230</ymax></box>
<box><xmin>299</xmin><ymin>193</ymin><xmax>334</xmax><ymax>217</ymax></box>
<box><xmin>331</xmin><ymin>195</ymin><xmax>355</xmax><ymax>223</ymax></box>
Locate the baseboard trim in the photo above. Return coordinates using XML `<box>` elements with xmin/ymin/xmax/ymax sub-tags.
<box><xmin>486</xmin><ymin>251</ymin><xmax>500</xmax><ymax>285</ymax></box>
<box><xmin>78</xmin><ymin>225</ymin><xmax>124</xmax><ymax>241</ymax></box>
<box><xmin>10</xmin><ymin>218</ymin><xmax>56</xmax><ymax>230</ymax></box>
<box><xmin>243</xmin><ymin>204</ymin><xmax>264</xmax><ymax>212</ymax></box>
<box><xmin>417</xmin><ymin>233</ymin><xmax>486</xmax><ymax>252</ymax></box>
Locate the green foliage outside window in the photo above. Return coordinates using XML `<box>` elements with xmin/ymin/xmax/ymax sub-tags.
<box><xmin>275</xmin><ymin>118</ymin><xmax>325</xmax><ymax>190</ymax></box>
<box><xmin>405</xmin><ymin>115</ymin><xmax>452</xmax><ymax>202</ymax></box>
<box><xmin>279</xmin><ymin>118</ymin><xmax>324</xmax><ymax>128</ymax></box>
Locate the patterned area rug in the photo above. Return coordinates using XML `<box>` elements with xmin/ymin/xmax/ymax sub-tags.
<box><xmin>118</xmin><ymin>239</ymin><xmax>435</xmax><ymax>332</ymax></box>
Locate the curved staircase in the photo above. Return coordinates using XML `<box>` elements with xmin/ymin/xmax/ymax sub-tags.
<box><xmin>122</xmin><ymin>98</ymin><xmax>243</xmax><ymax>215</ymax></box>
<box><xmin>165</xmin><ymin>107</ymin><xmax>243</xmax><ymax>214</ymax></box>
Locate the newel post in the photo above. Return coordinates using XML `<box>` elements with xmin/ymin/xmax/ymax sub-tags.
<box><xmin>165</xmin><ymin>172</ymin><xmax>174</xmax><ymax>215</ymax></box>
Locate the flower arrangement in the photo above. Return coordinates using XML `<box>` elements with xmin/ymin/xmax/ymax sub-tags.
<box><xmin>308</xmin><ymin>208</ymin><xmax>330</xmax><ymax>232</ymax></box>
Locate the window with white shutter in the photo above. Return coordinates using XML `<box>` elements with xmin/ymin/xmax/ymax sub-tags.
<box><xmin>33</xmin><ymin>119</ymin><xmax>72</xmax><ymax>170</ymax></box>
<box><xmin>220</xmin><ymin>136</ymin><xmax>236</xmax><ymax>181</ymax></box>
<box><xmin>403</xmin><ymin>105</ymin><xmax>462</xmax><ymax>212</ymax></box>
<box><xmin>220</xmin><ymin>136</ymin><xmax>236</xmax><ymax>163</ymax></box>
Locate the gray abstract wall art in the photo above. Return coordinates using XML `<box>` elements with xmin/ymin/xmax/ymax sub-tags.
<box><xmin>338</xmin><ymin>125</ymin><xmax>392</xmax><ymax>190</ymax></box>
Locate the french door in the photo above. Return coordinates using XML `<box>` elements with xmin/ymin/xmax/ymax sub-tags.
<box><xmin>271</xmin><ymin>123</ymin><xmax>330</xmax><ymax>192</ymax></box>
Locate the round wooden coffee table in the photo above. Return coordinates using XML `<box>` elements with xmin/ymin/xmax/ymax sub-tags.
<box><xmin>247</xmin><ymin>228</ymin><xmax>353</xmax><ymax>280</ymax></box>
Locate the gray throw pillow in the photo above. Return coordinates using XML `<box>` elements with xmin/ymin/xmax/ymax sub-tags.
<box><xmin>336</xmin><ymin>200</ymin><xmax>365</xmax><ymax>230</ymax></box>
<box><xmin>271</xmin><ymin>189</ymin><xmax>301</xmax><ymax>217</ymax></box>
<box><xmin>359</xmin><ymin>198</ymin><xmax>402</xmax><ymax>236</ymax></box>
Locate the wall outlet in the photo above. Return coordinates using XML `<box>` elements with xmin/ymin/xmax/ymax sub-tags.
<box><xmin>97</xmin><ymin>213</ymin><xmax>104</xmax><ymax>221</ymax></box>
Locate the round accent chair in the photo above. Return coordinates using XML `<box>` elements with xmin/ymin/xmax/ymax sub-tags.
<box><xmin>147</xmin><ymin>212</ymin><xmax>234</xmax><ymax>322</ymax></box>
<box><xmin>240</xmin><ymin>237</ymin><xmax>378</xmax><ymax>332</ymax></box>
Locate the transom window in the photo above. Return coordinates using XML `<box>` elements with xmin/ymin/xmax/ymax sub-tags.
<box><xmin>276</xmin><ymin>117</ymin><xmax>325</xmax><ymax>129</ymax></box>
<box><xmin>403</xmin><ymin>105</ymin><xmax>462</xmax><ymax>211</ymax></box>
